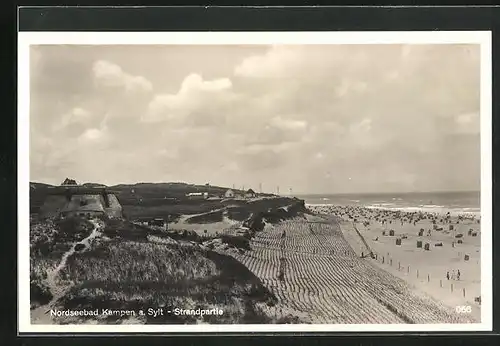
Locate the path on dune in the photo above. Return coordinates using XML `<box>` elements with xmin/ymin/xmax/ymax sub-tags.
<box><xmin>31</xmin><ymin>219</ymin><xmax>104</xmax><ymax>324</ymax></box>
<box><xmin>231</xmin><ymin>215</ymin><xmax>477</xmax><ymax>324</ymax></box>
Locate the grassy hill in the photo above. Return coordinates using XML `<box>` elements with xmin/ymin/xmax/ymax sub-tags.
<box><xmin>29</xmin><ymin>181</ymin><xmax>305</xmax><ymax>324</ymax></box>
<box><xmin>30</xmin><ymin>216</ymin><xmax>281</xmax><ymax>324</ymax></box>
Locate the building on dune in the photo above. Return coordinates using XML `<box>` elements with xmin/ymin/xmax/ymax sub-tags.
<box><xmin>186</xmin><ymin>192</ymin><xmax>208</xmax><ymax>200</ymax></box>
<box><xmin>224</xmin><ymin>189</ymin><xmax>235</xmax><ymax>198</ymax></box>
<box><xmin>245</xmin><ymin>189</ymin><xmax>256</xmax><ymax>199</ymax></box>
<box><xmin>61</xmin><ymin>178</ymin><xmax>78</xmax><ymax>186</ymax></box>
<box><xmin>39</xmin><ymin>178</ymin><xmax>123</xmax><ymax>219</ymax></box>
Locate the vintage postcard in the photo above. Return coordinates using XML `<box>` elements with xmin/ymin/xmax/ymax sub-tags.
<box><xmin>18</xmin><ymin>31</ymin><xmax>492</xmax><ymax>333</ymax></box>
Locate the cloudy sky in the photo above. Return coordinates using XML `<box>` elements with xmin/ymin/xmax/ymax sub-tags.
<box><xmin>29</xmin><ymin>44</ymin><xmax>480</xmax><ymax>194</ymax></box>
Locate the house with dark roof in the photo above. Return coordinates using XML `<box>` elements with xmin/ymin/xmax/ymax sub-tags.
<box><xmin>245</xmin><ymin>188</ymin><xmax>256</xmax><ymax>199</ymax></box>
<box><xmin>61</xmin><ymin>178</ymin><xmax>78</xmax><ymax>186</ymax></box>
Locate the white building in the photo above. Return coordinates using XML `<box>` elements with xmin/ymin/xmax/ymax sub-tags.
<box><xmin>186</xmin><ymin>192</ymin><xmax>208</xmax><ymax>199</ymax></box>
<box><xmin>224</xmin><ymin>189</ymin><xmax>235</xmax><ymax>198</ymax></box>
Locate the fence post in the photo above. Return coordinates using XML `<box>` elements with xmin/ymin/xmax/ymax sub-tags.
<box><xmin>463</xmin><ymin>288</ymin><xmax>466</xmax><ymax>297</ymax></box>
<box><xmin>390</xmin><ymin>259</ymin><xmax>393</xmax><ymax>266</ymax></box>
<box><xmin>451</xmin><ymin>284</ymin><xmax>454</xmax><ymax>293</ymax></box>
<box><xmin>417</xmin><ymin>269</ymin><xmax>419</xmax><ymax>278</ymax></box>
<box><xmin>427</xmin><ymin>274</ymin><xmax>430</xmax><ymax>282</ymax></box>
<box><xmin>440</xmin><ymin>279</ymin><xmax>442</xmax><ymax>288</ymax></box>
<box><xmin>382</xmin><ymin>256</ymin><xmax>385</xmax><ymax>264</ymax></box>
<box><xmin>408</xmin><ymin>266</ymin><xmax>410</xmax><ymax>273</ymax></box>
<box><xmin>398</xmin><ymin>261</ymin><xmax>401</xmax><ymax>270</ymax></box>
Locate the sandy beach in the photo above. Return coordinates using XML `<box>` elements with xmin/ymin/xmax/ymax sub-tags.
<box><xmin>307</xmin><ymin>204</ymin><xmax>482</xmax><ymax>321</ymax></box>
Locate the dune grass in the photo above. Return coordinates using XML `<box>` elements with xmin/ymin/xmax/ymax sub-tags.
<box><xmin>32</xmin><ymin>216</ymin><xmax>278</xmax><ymax>324</ymax></box>
<box><xmin>53</xmin><ymin>237</ymin><xmax>276</xmax><ymax>324</ymax></box>
<box><xmin>30</xmin><ymin>217</ymin><xmax>95</xmax><ymax>309</ymax></box>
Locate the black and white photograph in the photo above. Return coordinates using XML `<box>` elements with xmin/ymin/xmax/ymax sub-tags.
<box><xmin>18</xmin><ymin>31</ymin><xmax>492</xmax><ymax>332</ymax></box>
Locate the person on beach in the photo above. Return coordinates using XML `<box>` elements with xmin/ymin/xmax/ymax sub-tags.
<box><xmin>451</xmin><ymin>270</ymin><xmax>456</xmax><ymax>280</ymax></box>
<box><xmin>446</xmin><ymin>271</ymin><xmax>450</xmax><ymax>280</ymax></box>
<box><xmin>457</xmin><ymin>269</ymin><xmax>461</xmax><ymax>281</ymax></box>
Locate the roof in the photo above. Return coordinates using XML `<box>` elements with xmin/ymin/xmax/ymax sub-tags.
<box><xmin>61</xmin><ymin>178</ymin><xmax>78</xmax><ymax>186</ymax></box>
<box><xmin>246</xmin><ymin>189</ymin><xmax>256</xmax><ymax>194</ymax></box>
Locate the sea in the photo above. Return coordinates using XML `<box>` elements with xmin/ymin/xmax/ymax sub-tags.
<box><xmin>297</xmin><ymin>191</ymin><xmax>481</xmax><ymax>217</ymax></box>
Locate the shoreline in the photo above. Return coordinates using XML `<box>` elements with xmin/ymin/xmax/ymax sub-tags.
<box><xmin>305</xmin><ymin>203</ymin><xmax>481</xmax><ymax>218</ymax></box>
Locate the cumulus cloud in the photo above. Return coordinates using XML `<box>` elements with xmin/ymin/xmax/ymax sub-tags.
<box><xmin>78</xmin><ymin>127</ymin><xmax>107</xmax><ymax>143</ymax></box>
<box><xmin>144</xmin><ymin>73</ymin><xmax>233</xmax><ymax>125</ymax></box>
<box><xmin>30</xmin><ymin>44</ymin><xmax>481</xmax><ymax>193</ymax></box>
<box><xmin>93</xmin><ymin>60</ymin><xmax>153</xmax><ymax>93</ymax></box>
<box><xmin>270</xmin><ymin>116</ymin><xmax>308</xmax><ymax>131</ymax></box>
<box><xmin>234</xmin><ymin>45</ymin><xmax>304</xmax><ymax>78</ymax></box>
<box><xmin>51</xmin><ymin>107</ymin><xmax>95</xmax><ymax>134</ymax></box>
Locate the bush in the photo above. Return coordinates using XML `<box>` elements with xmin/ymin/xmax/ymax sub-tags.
<box><xmin>185</xmin><ymin>210</ymin><xmax>224</xmax><ymax>224</ymax></box>
<box><xmin>30</xmin><ymin>219</ymin><xmax>58</xmax><ymax>254</ymax></box>
<box><xmin>220</xmin><ymin>235</ymin><xmax>250</xmax><ymax>250</ymax></box>
<box><xmin>30</xmin><ymin>279</ymin><xmax>53</xmax><ymax>307</ymax></box>
<box><xmin>103</xmin><ymin>219</ymin><xmax>149</xmax><ymax>240</ymax></box>
<box><xmin>276</xmin><ymin>314</ymin><xmax>302</xmax><ymax>324</ymax></box>
<box><xmin>168</xmin><ymin>229</ymin><xmax>201</xmax><ymax>242</ymax></box>
<box><xmin>56</xmin><ymin>216</ymin><xmax>93</xmax><ymax>242</ymax></box>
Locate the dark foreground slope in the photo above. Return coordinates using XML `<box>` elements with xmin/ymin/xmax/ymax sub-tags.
<box><xmin>30</xmin><ymin>217</ymin><xmax>278</xmax><ymax>325</ymax></box>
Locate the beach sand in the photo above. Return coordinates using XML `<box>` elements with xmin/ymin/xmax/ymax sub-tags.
<box><xmin>307</xmin><ymin>204</ymin><xmax>482</xmax><ymax>322</ymax></box>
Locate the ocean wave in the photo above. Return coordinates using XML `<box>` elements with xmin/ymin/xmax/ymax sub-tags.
<box><xmin>367</xmin><ymin>203</ymin><xmax>396</xmax><ymax>207</ymax></box>
<box><xmin>306</xmin><ymin>203</ymin><xmax>480</xmax><ymax>217</ymax></box>
<box><xmin>366</xmin><ymin>205</ymin><xmax>480</xmax><ymax>217</ymax></box>
<box><xmin>305</xmin><ymin>203</ymin><xmax>335</xmax><ymax>207</ymax></box>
